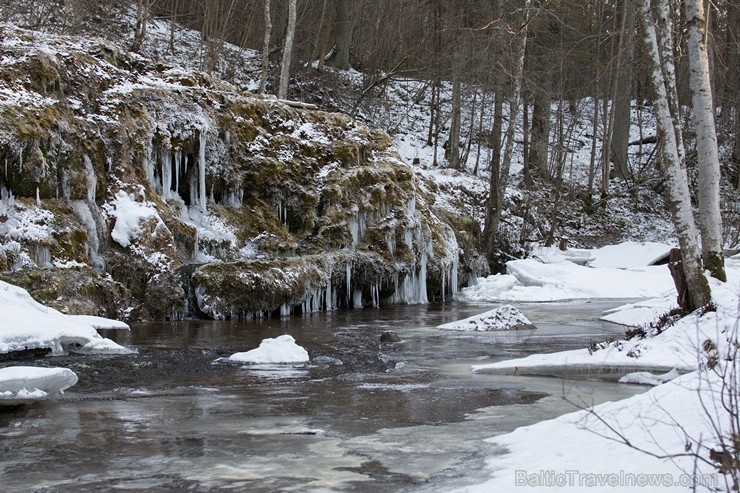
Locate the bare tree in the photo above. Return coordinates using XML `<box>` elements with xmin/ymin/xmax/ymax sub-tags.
<box><xmin>482</xmin><ymin>0</ymin><xmax>532</xmax><ymax>270</ymax></box>
<box><xmin>633</xmin><ymin>0</ymin><xmax>710</xmax><ymax>311</ymax></box>
<box><xmin>685</xmin><ymin>0</ymin><xmax>727</xmax><ymax>282</ymax></box>
<box><xmin>278</xmin><ymin>0</ymin><xmax>297</xmax><ymax>99</ymax></box>
<box><xmin>610</xmin><ymin>0</ymin><xmax>636</xmax><ymax>181</ymax></box>
<box><xmin>131</xmin><ymin>0</ymin><xmax>155</xmax><ymax>53</ymax></box>
<box><xmin>332</xmin><ymin>0</ymin><xmax>352</xmax><ymax>70</ymax></box>
<box><xmin>259</xmin><ymin>0</ymin><xmax>272</xmax><ymax>94</ymax></box>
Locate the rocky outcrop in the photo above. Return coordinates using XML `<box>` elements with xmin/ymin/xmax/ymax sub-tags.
<box><xmin>0</xmin><ymin>25</ymin><xmax>485</xmax><ymax>321</ymax></box>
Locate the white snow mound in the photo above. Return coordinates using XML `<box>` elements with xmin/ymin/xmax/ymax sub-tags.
<box><xmin>229</xmin><ymin>335</ymin><xmax>309</xmax><ymax>364</ymax></box>
<box><xmin>437</xmin><ymin>305</ymin><xmax>535</xmax><ymax>331</ymax></box>
<box><xmin>0</xmin><ymin>366</ymin><xmax>78</xmax><ymax>405</ymax></box>
<box><xmin>0</xmin><ymin>280</ymin><xmax>132</xmax><ymax>355</ymax></box>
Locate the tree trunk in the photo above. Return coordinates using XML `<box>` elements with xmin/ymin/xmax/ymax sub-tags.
<box><xmin>529</xmin><ymin>83</ymin><xmax>551</xmax><ymax>179</ymax></box>
<box><xmin>633</xmin><ymin>0</ymin><xmax>710</xmax><ymax>311</ymax></box>
<box><xmin>131</xmin><ymin>0</ymin><xmax>151</xmax><ymax>53</ymax></box>
<box><xmin>333</xmin><ymin>0</ymin><xmax>352</xmax><ymax>69</ymax></box>
<box><xmin>168</xmin><ymin>0</ymin><xmax>178</xmax><ymax>54</ymax></box>
<box><xmin>259</xmin><ymin>0</ymin><xmax>272</xmax><ymax>94</ymax></box>
<box><xmin>482</xmin><ymin>0</ymin><xmax>531</xmax><ymax>270</ymax></box>
<box><xmin>611</xmin><ymin>0</ymin><xmax>636</xmax><ymax>180</ymax></box>
<box><xmin>448</xmin><ymin>68</ymin><xmax>462</xmax><ymax>169</ymax></box>
<box><xmin>278</xmin><ymin>0</ymin><xmax>297</xmax><ymax>100</ymax></box>
<box><xmin>685</xmin><ymin>0</ymin><xmax>726</xmax><ymax>282</ymax></box>
<box><xmin>312</xmin><ymin>0</ymin><xmax>329</xmax><ymax>70</ymax></box>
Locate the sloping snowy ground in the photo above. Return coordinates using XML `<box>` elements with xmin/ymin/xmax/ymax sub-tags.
<box><xmin>449</xmin><ymin>244</ymin><xmax>740</xmax><ymax>492</ymax></box>
<box><xmin>453</xmin><ymin>370</ymin><xmax>730</xmax><ymax>493</ymax></box>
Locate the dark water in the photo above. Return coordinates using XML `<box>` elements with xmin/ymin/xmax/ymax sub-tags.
<box><xmin>0</xmin><ymin>300</ymin><xmax>647</xmax><ymax>492</ymax></box>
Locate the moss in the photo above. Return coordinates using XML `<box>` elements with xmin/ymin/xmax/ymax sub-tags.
<box><xmin>0</xmin><ymin>267</ymin><xmax>132</xmax><ymax>318</ymax></box>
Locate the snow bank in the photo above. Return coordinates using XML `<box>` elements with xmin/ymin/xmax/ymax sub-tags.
<box><xmin>228</xmin><ymin>335</ymin><xmax>309</xmax><ymax>364</ymax></box>
<box><xmin>436</xmin><ymin>305</ymin><xmax>535</xmax><ymax>332</ymax></box>
<box><xmin>470</xmin><ymin>249</ymin><xmax>740</xmax><ymax>379</ymax></box>
<box><xmin>460</xmin><ymin>242</ymin><xmax>677</xmax><ymax>303</ymax></box>
<box><xmin>458</xmin><ymin>255</ymin><xmax>740</xmax><ymax>492</ymax></box>
<box><xmin>587</xmin><ymin>241</ymin><xmax>672</xmax><ymax>268</ymax></box>
<box><xmin>454</xmin><ymin>371</ymin><xmax>723</xmax><ymax>493</ymax></box>
<box><xmin>460</xmin><ymin>259</ymin><xmax>675</xmax><ymax>302</ymax></box>
<box><xmin>618</xmin><ymin>368</ymin><xmax>680</xmax><ymax>386</ymax></box>
<box><xmin>0</xmin><ymin>366</ymin><xmax>78</xmax><ymax>405</ymax></box>
<box><xmin>0</xmin><ymin>280</ymin><xmax>132</xmax><ymax>355</ymax></box>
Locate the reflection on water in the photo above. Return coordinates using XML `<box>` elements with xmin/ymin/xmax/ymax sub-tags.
<box><xmin>0</xmin><ymin>300</ymin><xmax>647</xmax><ymax>492</ymax></box>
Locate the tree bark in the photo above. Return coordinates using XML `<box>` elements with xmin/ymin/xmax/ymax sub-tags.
<box><xmin>333</xmin><ymin>0</ymin><xmax>352</xmax><ymax>69</ymax></box>
<box><xmin>633</xmin><ymin>0</ymin><xmax>710</xmax><ymax>310</ymax></box>
<box><xmin>529</xmin><ymin>82</ymin><xmax>551</xmax><ymax>179</ymax></box>
<box><xmin>611</xmin><ymin>0</ymin><xmax>636</xmax><ymax>180</ymax></box>
<box><xmin>259</xmin><ymin>0</ymin><xmax>272</xmax><ymax>94</ymax></box>
<box><xmin>131</xmin><ymin>0</ymin><xmax>152</xmax><ymax>53</ymax></box>
<box><xmin>278</xmin><ymin>0</ymin><xmax>297</xmax><ymax>100</ymax></box>
<box><xmin>685</xmin><ymin>0</ymin><xmax>726</xmax><ymax>282</ymax></box>
<box><xmin>448</xmin><ymin>67</ymin><xmax>462</xmax><ymax>169</ymax></box>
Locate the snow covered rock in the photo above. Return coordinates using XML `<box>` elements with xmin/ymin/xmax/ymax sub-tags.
<box><xmin>437</xmin><ymin>305</ymin><xmax>535</xmax><ymax>331</ymax></box>
<box><xmin>0</xmin><ymin>280</ymin><xmax>132</xmax><ymax>355</ymax></box>
<box><xmin>228</xmin><ymin>335</ymin><xmax>309</xmax><ymax>364</ymax></box>
<box><xmin>0</xmin><ymin>366</ymin><xmax>78</xmax><ymax>405</ymax></box>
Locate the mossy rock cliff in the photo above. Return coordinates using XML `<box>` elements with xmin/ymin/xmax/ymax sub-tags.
<box><xmin>0</xmin><ymin>24</ymin><xmax>485</xmax><ymax>321</ymax></box>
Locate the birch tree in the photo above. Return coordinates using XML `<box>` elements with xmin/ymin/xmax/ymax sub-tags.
<box><xmin>685</xmin><ymin>0</ymin><xmax>726</xmax><ymax>281</ymax></box>
<box><xmin>278</xmin><ymin>0</ymin><xmax>297</xmax><ymax>100</ymax></box>
<box><xmin>633</xmin><ymin>0</ymin><xmax>710</xmax><ymax>310</ymax></box>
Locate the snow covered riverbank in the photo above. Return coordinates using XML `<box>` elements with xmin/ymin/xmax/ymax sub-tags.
<box><xmin>451</xmin><ymin>243</ymin><xmax>740</xmax><ymax>492</ymax></box>
<box><xmin>0</xmin><ymin>280</ymin><xmax>133</xmax><ymax>404</ymax></box>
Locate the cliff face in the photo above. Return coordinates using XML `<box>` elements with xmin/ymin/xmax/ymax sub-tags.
<box><xmin>0</xmin><ymin>24</ymin><xmax>485</xmax><ymax>321</ymax></box>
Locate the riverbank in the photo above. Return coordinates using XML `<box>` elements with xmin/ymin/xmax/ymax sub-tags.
<box><xmin>451</xmin><ymin>244</ymin><xmax>740</xmax><ymax>492</ymax></box>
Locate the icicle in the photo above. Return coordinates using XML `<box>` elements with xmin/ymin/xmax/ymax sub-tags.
<box><xmin>199</xmin><ymin>131</ymin><xmax>207</xmax><ymax>213</ymax></box>
<box><xmin>406</xmin><ymin>196</ymin><xmax>416</xmax><ymax>218</ymax></box>
<box><xmin>441</xmin><ymin>268</ymin><xmax>446</xmax><ymax>303</ymax></box>
<box><xmin>174</xmin><ymin>149</ymin><xmax>181</xmax><ymax>195</ymax></box>
<box><xmin>31</xmin><ymin>245</ymin><xmax>51</xmax><ymax>267</ymax></box>
<box><xmin>326</xmin><ymin>280</ymin><xmax>333</xmax><ymax>311</ymax></box>
<box><xmin>161</xmin><ymin>147</ymin><xmax>172</xmax><ymax>200</ymax></box>
<box><xmin>83</xmin><ymin>155</ymin><xmax>97</xmax><ymax>202</ymax></box>
<box><xmin>106</xmin><ymin>156</ymin><xmax>112</xmax><ymax>172</ymax></box>
<box><xmin>35</xmin><ymin>186</ymin><xmax>40</xmax><ymax>206</ymax></box>
<box><xmin>418</xmin><ymin>245</ymin><xmax>429</xmax><ymax>304</ymax></box>
<box><xmin>280</xmin><ymin>303</ymin><xmax>291</xmax><ymax>317</ymax></box>
<box><xmin>345</xmin><ymin>262</ymin><xmax>352</xmax><ymax>305</ymax></box>
<box><xmin>144</xmin><ymin>140</ymin><xmax>155</xmax><ymax>186</ymax></box>
<box><xmin>352</xmin><ymin>289</ymin><xmax>363</xmax><ymax>309</ymax></box>
<box><xmin>386</xmin><ymin>234</ymin><xmax>396</xmax><ymax>255</ymax></box>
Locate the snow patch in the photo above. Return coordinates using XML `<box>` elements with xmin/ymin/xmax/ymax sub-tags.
<box><xmin>437</xmin><ymin>305</ymin><xmax>535</xmax><ymax>332</ymax></box>
<box><xmin>0</xmin><ymin>366</ymin><xmax>78</xmax><ymax>405</ymax></box>
<box><xmin>228</xmin><ymin>335</ymin><xmax>309</xmax><ymax>364</ymax></box>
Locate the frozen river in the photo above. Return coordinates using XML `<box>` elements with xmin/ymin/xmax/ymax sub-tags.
<box><xmin>0</xmin><ymin>301</ymin><xmax>647</xmax><ymax>492</ymax></box>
